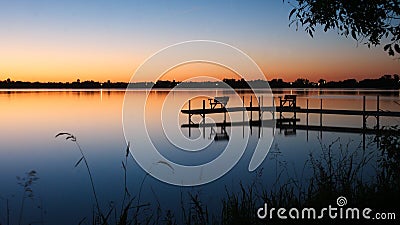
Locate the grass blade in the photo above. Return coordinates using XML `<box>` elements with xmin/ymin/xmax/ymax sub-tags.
<box><xmin>125</xmin><ymin>142</ymin><xmax>130</xmax><ymax>157</ymax></box>
<box><xmin>55</xmin><ymin>132</ymin><xmax>71</xmax><ymax>138</ymax></box>
<box><xmin>75</xmin><ymin>156</ymin><xmax>84</xmax><ymax>168</ymax></box>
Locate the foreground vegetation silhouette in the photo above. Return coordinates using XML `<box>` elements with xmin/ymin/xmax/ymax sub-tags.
<box><xmin>286</xmin><ymin>0</ymin><xmax>400</xmax><ymax>56</ymax></box>
<box><xmin>53</xmin><ymin>128</ymin><xmax>398</xmax><ymax>225</ymax></box>
<box><xmin>0</xmin><ymin>128</ymin><xmax>398</xmax><ymax>224</ymax></box>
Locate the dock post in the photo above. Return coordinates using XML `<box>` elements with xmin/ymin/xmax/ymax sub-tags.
<box><xmin>279</xmin><ymin>96</ymin><xmax>283</xmax><ymax>121</ymax></box>
<box><xmin>306</xmin><ymin>99</ymin><xmax>309</xmax><ymax>141</ymax></box>
<box><xmin>306</xmin><ymin>99</ymin><xmax>309</xmax><ymax>127</ymax></box>
<box><xmin>202</xmin><ymin>100</ymin><xmax>206</xmax><ymax>122</ymax></box>
<box><xmin>189</xmin><ymin>100</ymin><xmax>192</xmax><ymax>124</ymax></box>
<box><xmin>258</xmin><ymin>96</ymin><xmax>261</xmax><ymax>123</ymax></box>
<box><xmin>250</xmin><ymin>96</ymin><xmax>253</xmax><ymax>134</ymax></box>
<box><xmin>272</xmin><ymin>96</ymin><xmax>275</xmax><ymax>121</ymax></box>
<box><xmin>261</xmin><ymin>95</ymin><xmax>264</xmax><ymax>120</ymax></box>
<box><xmin>242</xmin><ymin>96</ymin><xmax>245</xmax><ymax>138</ymax></box>
<box><xmin>363</xmin><ymin>96</ymin><xmax>366</xmax><ymax>130</ymax></box>
<box><xmin>320</xmin><ymin>99</ymin><xmax>323</xmax><ymax>127</ymax></box>
<box><xmin>250</xmin><ymin>96</ymin><xmax>253</xmax><ymax>123</ymax></box>
<box><xmin>376</xmin><ymin>95</ymin><xmax>380</xmax><ymax>130</ymax></box>
<box><xmin>320</xmin><ymin>99</ymin><xmax>323</xmax><ymax>139</ymax></box>
<box><xmin>203</xmin><ymin>100</ymin><xmax>206</xmax><ymax>138</ymax></box>
<box><xmin>293</xmin><ymin>95</ymin><xmax>297</xmax><ymax>119</ymax></box>
<box><xmin>362</xmin><ymin>96</ymin><xmax>366</xmax><ymax>150</ymax></box>
<box><xmin>242</xmin><ymin>96</ymin><xmax>245</xmax><ymax>121</ymax></box>
<box><xmin>376</xmin><ymin>96</ymin><xmax>380</xmax><ymax>148</ymax></box>
<box><xmin>363</xmin><ymin>95</ymin><xmax>367</xmax><ymax>150</ymax></box>
<box><xmin>188</xmin><ymin>100</ymin><xmax>191</xmax><ymax>137</ymax></box>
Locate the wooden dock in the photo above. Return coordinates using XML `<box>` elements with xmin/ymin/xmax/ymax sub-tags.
<box><xmin>181</xmin><ymin>95</ymin><xmax>400</xmax><ymax>134</ymax></box>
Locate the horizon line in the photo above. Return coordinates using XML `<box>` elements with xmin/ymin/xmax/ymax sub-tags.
<box><xmin>1</xmin><ymin>73</ymin><xmax>399</xmax><ymax>84</ymax></box>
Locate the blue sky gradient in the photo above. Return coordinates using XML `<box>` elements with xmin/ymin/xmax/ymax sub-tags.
<box><xmin>0</xmin><ymin>0</ymin><xmax>398</xmax><ymax>82</ymax></box>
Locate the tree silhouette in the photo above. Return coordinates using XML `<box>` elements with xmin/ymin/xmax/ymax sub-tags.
<box><xmin>287</xmin><ymin>0</ymin><xmax>400</xmax><ymax>56</ymax></box>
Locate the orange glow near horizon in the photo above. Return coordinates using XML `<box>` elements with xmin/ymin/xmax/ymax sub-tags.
<box><xmin>1</xmin><ymin>50</ymin><xmax>399</xmax><ymax>83</ymax></box>
<box><xmin>159</xmin><ymin>62</ymin><xmax>241</xmax><ymax>82</ymax></box>
<box><xmin>1</xmin><ymin>31</ymin><xmax>398</xmax><ymax>83</ymax></box>
<box><xmin>0</xmin><ymin>42</ymin><xmax>142</xmax><ymax>83</ymax></box>
<box><xmin>255</xmin><ymin>43</ymin><xmax>400</xmax><ymax>82</ymax></box>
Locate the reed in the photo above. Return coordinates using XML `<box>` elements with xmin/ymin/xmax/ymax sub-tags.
<box><xmin>55</xmin><ymin>133</ymin><xmax>105</xmax><ymax>223</ymax></box>
<box><xmin>16</xmin><ymin>170</ymin><xmax>39</xmax><ymax>225</ymax></box>
<box><xmin>2</xmin><ymin>128</ymin><xmax>398</xmax><ymax>224</ymax></box>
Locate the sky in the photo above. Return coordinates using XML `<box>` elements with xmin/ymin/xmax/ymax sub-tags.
<box><xmin>0</xmin><ymin>0</ymin><xmax>399</xmax><ymax>82</ymax></box>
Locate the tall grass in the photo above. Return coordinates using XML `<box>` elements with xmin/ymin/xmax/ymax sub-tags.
<box><xmin>2</xmin><ymin>129</ymin><xmax>398</xmax><ymax>225</ymax></box>
<box><xmin>53</xmin><ymin>129</ymin><xmax>400</xmax><ymax>224</ymax></box>
<box><xmin>220</xmin><ymin>129</ymin><xmax>400</xmax><ymax>224</ymax></box>
<box><xmin>16</xmin><ymin>170</ymin><xmax>39</xmax><ymax>225</ymax></box>
<box><xmin>55</xmin><ymin>133</ymin><xmax>107</xmax><ymax>223</ymax></box>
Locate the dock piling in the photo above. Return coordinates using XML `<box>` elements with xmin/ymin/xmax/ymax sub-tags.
<box><xmin>188</xmin><ymin>100</ymin><xmax>191</xmax><ymax>137</ymax></box>
<box><xmin>250</xmin><ymin>96</ymin><xmax>253</xmax><ymax>122</ymax></box>
<box><xmin>362</xmin><ymin>96</ymin><xmax>366</xmax><ymax>149</ymax></box>
<box><xmin>320</xmin><ymin>99</ymin><xmax>323</xmax><ymax>138</ymax></box>
<box><xmin>376</xmin><ymin>95</ymin><xmax>380</xmax><ymax>130</ymax></box>
<box><xmin>306</xmin><ymin>99</ymin><xmax>309</xmax><ymax>141</ymax></box>
<box><xmin>272</xmin><ymin>96</ymin><xmax>275</xmax><ymax>121</ymax></box>
<box><xmin>363</xmin><ymin>96</ymin><xmax>366</xmax><ymax>130</ymax></box>
<box><xmin>242</xmin><ymin>96</ymin><xmax>245</xmax><ymax>122</ymax></box>
<box><xmin>320</xmin><ymin>99</ymin><xmax>323</xmax><ymax>128</ymax></box>
<box><xmin>203</xmin><ymin>100</ymin><xmax>206</xmax><ymax>138</ymax></box>
<box><xmin>306</xmin><ymin>99</ymin><xmax>309</xmax><ymax>127</ymax></box>
<box><xmin>258</xmin><ymin>96</ymin><xmax>261</xmax><ymax>123</ymax></box>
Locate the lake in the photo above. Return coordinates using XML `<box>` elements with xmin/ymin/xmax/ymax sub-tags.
<box><xmin>0</xmin><ymin>89</ymin><xmax>399</xmax><ymax>224</ymax></box>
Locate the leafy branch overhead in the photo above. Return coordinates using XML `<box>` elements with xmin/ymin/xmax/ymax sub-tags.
<box><xmin>287</xmin><ymin>0</ymin><xmax>400</xmax><ymax>56</ymax></box>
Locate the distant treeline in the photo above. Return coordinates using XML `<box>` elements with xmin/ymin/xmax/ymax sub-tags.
<box><xmin>0</xmin><ymin>74</ymin><xmax>399</xmax><ymax>89</ymax></box>
<box><xmin>269</xmin><ymin>74</ymin><xmax>400</xmax><ymax>89</ymax></box>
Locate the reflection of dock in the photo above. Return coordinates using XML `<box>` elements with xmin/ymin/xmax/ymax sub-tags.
<box><xmin>182</xmin><ymin>119</ymin><xmax>398</xmax><ymax>135</ymax></box>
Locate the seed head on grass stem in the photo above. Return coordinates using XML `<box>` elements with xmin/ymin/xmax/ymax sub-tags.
<box><xmin>55</xmin><ymin>132</ymin><xmax>105</xmax><ymax>222</ymax></box>
<box><xmin>17</xmin><ymin>170</ymin><xmax>39</xmax><ymax>225</ymax></box>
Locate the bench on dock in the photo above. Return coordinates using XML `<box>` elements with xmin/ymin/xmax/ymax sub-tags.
<box><xmin>209</xmin><ymin>96</ymin><xmax>229</xmax><ymax>109</ymax></box>
<box><xmin>279</xmin><ymin>95</ymin><xmax>297</xmax><ymax>108</ymax></box>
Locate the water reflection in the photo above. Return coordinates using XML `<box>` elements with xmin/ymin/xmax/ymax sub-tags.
<box><xmin>0</xmin><ymin>89</ymin><xmax>399</xmax><ymax>224</ymax></box>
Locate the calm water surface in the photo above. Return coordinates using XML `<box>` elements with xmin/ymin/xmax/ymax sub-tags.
<box><xmin>0</xmin><ymin>89</ymin><xmax>399</xmax><ymax>224</ymax></box>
